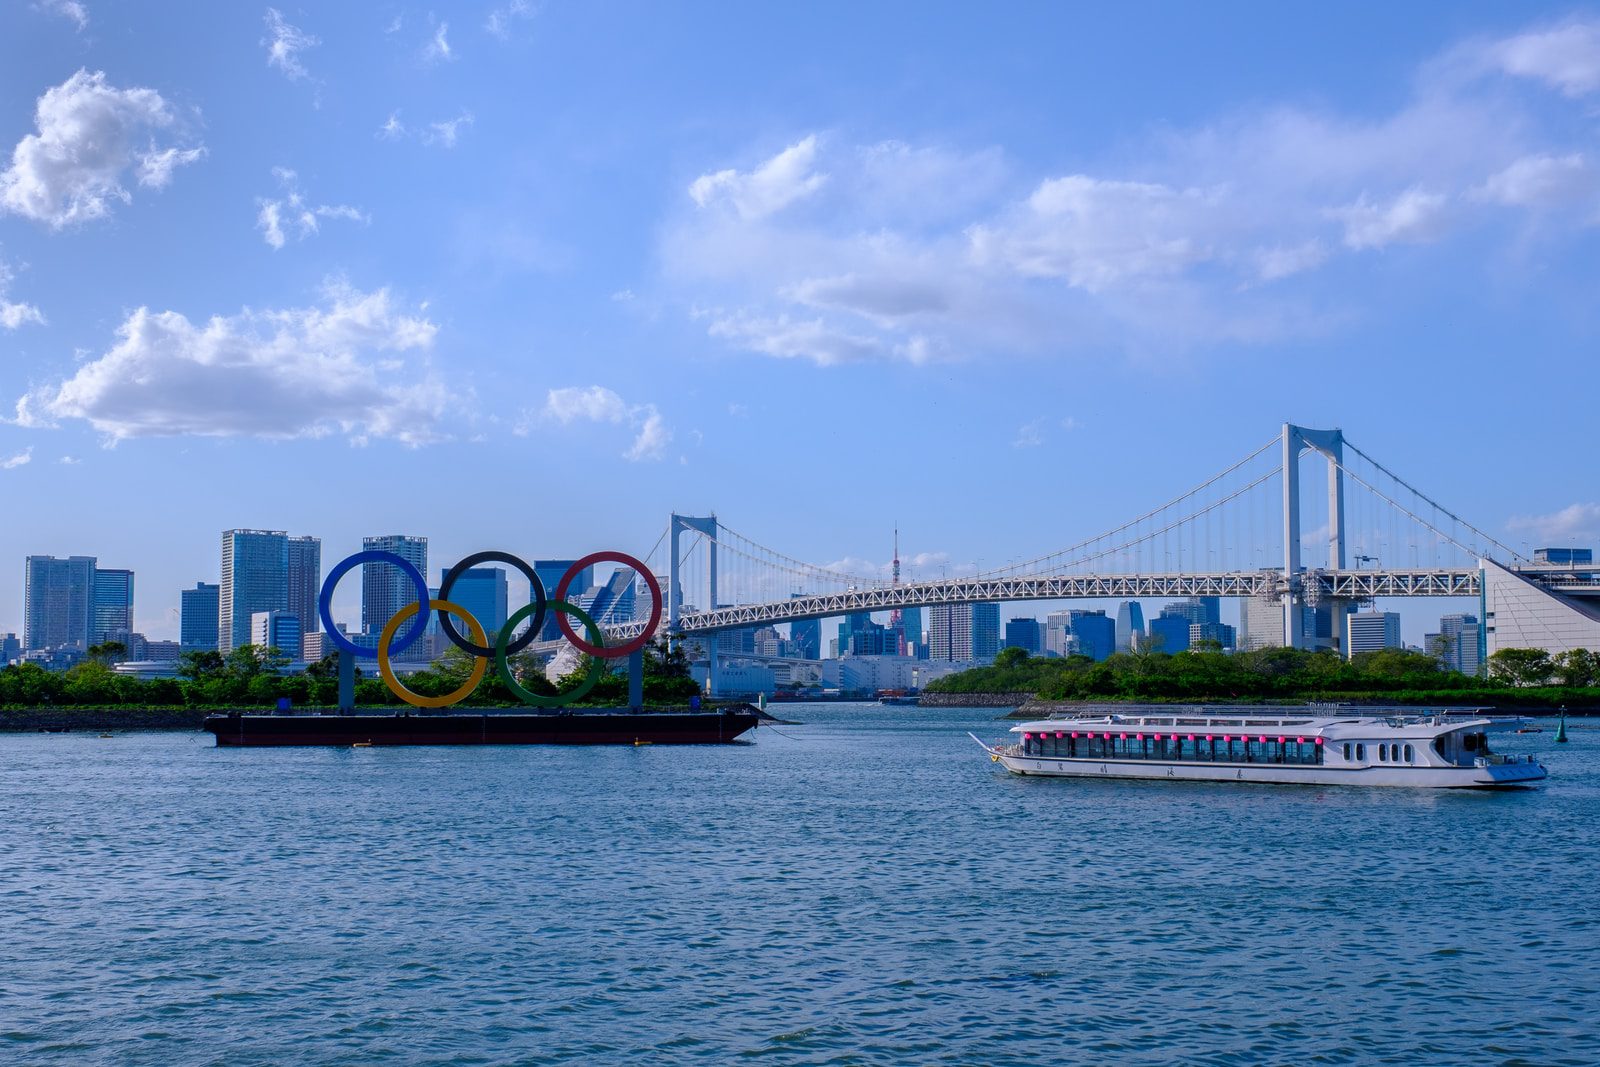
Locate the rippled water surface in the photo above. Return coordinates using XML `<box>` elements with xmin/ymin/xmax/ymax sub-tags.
<box><xmin>2</xmin><ymin>706</ymin><xmax>1597</xmax><ymax>1065</ymax></box>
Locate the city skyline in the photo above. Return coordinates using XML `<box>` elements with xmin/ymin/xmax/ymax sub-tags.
<box><xmin>4</xmin><ymin>5</ymin><xmax>1600</xmax><ymax>647</ymax></box>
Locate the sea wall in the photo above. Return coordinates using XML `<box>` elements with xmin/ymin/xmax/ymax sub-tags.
<box><xmin>917</xmin><ymin>692</ymin><xmax>1032</xmax><ymax>708</ymax></box>
<box><xmin>0</xmin><ymin>706</ymin><xmax>211</xmax><ymax>731</ymax></box>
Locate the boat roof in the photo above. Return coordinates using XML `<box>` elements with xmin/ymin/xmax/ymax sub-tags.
<box><xmin>1012</xmin><ymin>712</ymin><xmax>1491</xmax><ymax>736</ymax></box>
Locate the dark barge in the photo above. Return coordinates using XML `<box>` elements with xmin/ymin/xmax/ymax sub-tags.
<box><xmin>202</xmin><ymin>706</ymin><xmax>762</xmax><ymax>747</ymax></box>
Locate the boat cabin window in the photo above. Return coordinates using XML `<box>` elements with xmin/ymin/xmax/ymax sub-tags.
<box><xmin>1343</xmin><ymin>743</ymin><xmax>1351</xmax><ymax>760</ymax></box>
<box><xmin>1378</xmin><ymin>745</ymin><xmax>1386</xmax><ymax>762</ymax></box>
<box><xmin>1019</xmin><ymin>729</ymin><xmax>1324</xmax><ymax>765</ymax></box>
<box><xmin>1355</xmin><ymin>743</ymin><xmax>1365</xmax><ymax>761</ymax></box>
<box><xmin>1403</xmin><ymin>744</ymin><xmax>1414</xmax><ymax>762</ymax></box>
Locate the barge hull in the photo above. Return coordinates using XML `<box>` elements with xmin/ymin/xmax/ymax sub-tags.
<box><xmin>204</xmin><ymin>710</ymin><xmax>759</xmax><ymax>747</ymax></box>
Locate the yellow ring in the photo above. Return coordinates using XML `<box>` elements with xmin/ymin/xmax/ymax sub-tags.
<box><xmin>378</xmin><ymin>598</ymin><xmax>486</xmax><ymax>708</ymax></box>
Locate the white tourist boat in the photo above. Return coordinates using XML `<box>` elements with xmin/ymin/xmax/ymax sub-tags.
<box><xmin>971</xmin><ymin>707</ymin><xmax>1547</xmax><ymax>788</ymax></box>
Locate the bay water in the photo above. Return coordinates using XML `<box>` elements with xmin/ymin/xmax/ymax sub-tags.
<box><xmin>2</xmin><ymin>705</ymin><xmax>1596</xmax><ymax>1065</ymax></box>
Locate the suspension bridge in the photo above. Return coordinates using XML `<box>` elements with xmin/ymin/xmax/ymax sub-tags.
<box><xmin>553</xmin><ymin>423</ymin><xmax>1600</xmax><ymax>671</ymax></box>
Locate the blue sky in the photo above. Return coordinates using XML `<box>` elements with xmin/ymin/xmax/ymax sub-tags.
<box><xmin>2</xmin><ymin>2</ymin><xmax>1598</xmax><ymax>642</ymax></box>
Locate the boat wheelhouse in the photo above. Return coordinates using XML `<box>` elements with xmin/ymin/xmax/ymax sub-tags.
<box><xmin>972</xmin><ymin>706</ymin><xmax>1546</xmax><ymax>788</ymax></box>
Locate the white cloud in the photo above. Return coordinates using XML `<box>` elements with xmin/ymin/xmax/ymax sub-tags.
<box><xmin>1336</xmin><ymin>188</ymin><xmax>1453</xmax><ymax>250</ymax></box>
<box><xmin>377</xmin><ymin>111</ymin><xmax>406</xmax><ymax>140</ymax></box>
<box><xmin>624</xmin><ymin>410</ymin><xmax>670</xmax><ymax>462</ymax></box>
<box><xmin>1476</xmin><ymin>153</ymin><xmax>1595</xmax><ymax>209</ymax></box>
<box><xmin>706</xmin><ymin>312</ymin><xmax>890</xmax><ymax>366</ymax></box>
<box><xmin>15</xmin><ymin>282</ymin><xmax>451</xmax><ymax>444</ymax></box>
<box><xmin>263</xmin><ymin>9</ymin><xmax>319</xmax><ymax>81</ymax></box>
<box><xmin>1012</xmin><ymin>419</ymin><xmax>1046</xmax><ymax>448</ymax></box>
<box><xmin>39</xmin><ymin>1</ymin><xmax>89</xmax><ymax>31</ymax></box>
<box><xmin>1</xmin><ymin>447</ymin><xmax>31</xmax><ymax>470</ymax></box>
<box><xmin>485</xmin><ymin>0</ymin><xmax>533</xmax><ymax>39</ymax></box>
<box><xmin>255</xmin><ymin>167</ymin><xmax>367</xmax><ymax>250</ymax></box>
<box><xmin>57</xmin><ymin>455</ymin><xmax>79</xmax><ymax>465</ymax></box>
<box><xmin>1492</xmin><ymin>19</ymin><xmax>1600</xmax><ymax>97</ymax></box>
<box><xmin>1509</xmin><ymin>503</ymin><xmax>1600</xmax><ymax>542</ymax></box>
<box><xmin>0</xmin><ymin>258</ymin><xmax>45</xmax><ymax>329</ymax></box>
<box><xmin>665</xmin><ymin>18</ymin><xmax>1600</xmax><ymax>367</ymax></box>
<box><xmin>542</xmin><ymin>385</ymin><xmax>630</xmax><ymax>424</ymax></box>
<box><xmin>421</xmin><ymin>19</ymin><xmax>454</xmax><ymax>63</ymax></box>
<box><xmin>689</xmin><ymin>135</ymin><xmax>828</xmax><ymax>219</ymax></box>
<box><xmin>0</xmin><ymin>70</ymin><xmax>203</xmax><ymax>228</ymax></box>
<box><xmin>534</xmin><ymin>385</ymin><xmax>670</xmax><ymax>461</ymax></box>
<box><xmin>424</xmin><ymin>112</ymin><xmax>474</xmax><ymax>148</ymax></box>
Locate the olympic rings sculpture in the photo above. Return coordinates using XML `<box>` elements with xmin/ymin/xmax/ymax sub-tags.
<box><xmin>317</xmin><ymin>549</ymin><xmax>663</xmax><ymax>709</ymax></box>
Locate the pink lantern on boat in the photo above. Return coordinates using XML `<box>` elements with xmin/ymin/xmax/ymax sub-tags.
<box><xmin>1187</xmin><ymin>734</ymin><xmax>1196</xmax><ymax>742</ymax></box>
<box><xmin>1136</xmin><ymin>733</ymin><xmax>1144</xmax><ymax>741</ymax></box>
<box><xmin>1056</xmin><ymin>732</ymin><xmax>1064</xmax><ymax>738</ymax></box>
<box><xmin>1023</xmin><ymin>733</ymin><xmax>1032</xmax><ymax>739</ymax></box>
<box><xmin>1314</xmin><ymin>737</ymin><xmax>1324</xmax><ymax>746</ymax></box>
<box><xmin>1206</xmin><ymin>735</ymin><xmax>1214</xmax><ymax>742</ymax></box>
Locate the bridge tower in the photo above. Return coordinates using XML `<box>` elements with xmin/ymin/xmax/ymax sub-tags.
<box><xmin>668</xmin><ymin>512</ymin><xmax>719</xmax><ymax>664</ymax></box>
<box><xmin>1281</xmin><ymin>423</ymin><xmax>1347</xmax><ymax>649</ymax></box>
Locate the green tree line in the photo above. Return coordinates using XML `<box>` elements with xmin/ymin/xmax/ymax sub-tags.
<box><xmin>924</xmin><ymin>645</ymin><xmax>1600</xmax><ymax>706</ymax></box>
<box><xmin>0</xmin><ymin>638</ymin><xmax>702</xmax><ymax>709</ymax></box>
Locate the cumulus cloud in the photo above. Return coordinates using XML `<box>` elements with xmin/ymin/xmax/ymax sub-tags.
<box><xmin>0</xmin><ymin>258</ymin><xmax>45</xmax><ymax>329</ymax></box>
<box><xmin>1476</xmin><ymin>153</ymin><xmax>1595</xmax><ymax>208</ymax></box>
<box><xmin>661</xmin><ymin>17</ymin><xmax>1600</xmax><ymax>367</ymax></box>
<box><xmin>1491</xmin><ymin>19</ymin><xmax>1600</xmax><ymax>97</ymax></box>
<box><xmin>533</xmin><ymin>385</ymin><xmax>671</xmax><ymax>461</ymax></box>
<box><xmin>1</xmin><ymin>447</ymin><xmax>32</xmax><ymax>470</ymax></box>
<box><xmin>15</xmin><ymin>282</ymin><xmax>451</xmax><ymax>444</ymax></box>
<box><xmin>0</xmin><ymin>70</ymin><xmax>203</xmax><ymax>228</ymax></box>
<box><xmin>39</xmin><ymin>1</ymin><xmax>89</xmax><ymax>30</ymax></box>
<box><xmin>377</xmin><ymin>111</ymin><xmax>406</xmax><ymax>140</ymax></box>
<box><xmin>263</xmin><ymin>9</ymin><xmax>318</xmax><ymax>81</ymax></box>
<box><xmin>485</xmin><ymin>0</ymin><xmax>533</xmax><ymax>39</ymax></box>
<box><xmin>1336</xmin><ymin>188</ymin><xmax>1454</xmax><ymax>250</ymax></box>
<box><xmin>255</xmin><ymin>167</ymin><xmax>367</xmax><ymax>249</ymax></box>
<box><xmin>689</xmin><ymin>135</ymin><xmax>828</xmax><ymax>219</ymax></box>
<box><xmin>1509</xmin><ymin>503</ymin><xmax>1600</xmax><ymax>542</ymax></box>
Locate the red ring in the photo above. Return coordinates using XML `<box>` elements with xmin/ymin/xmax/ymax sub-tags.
<box><xmin>555</xmin><ymin>551</ymin><xmax>662</xmax><ymax>659</ymax></box>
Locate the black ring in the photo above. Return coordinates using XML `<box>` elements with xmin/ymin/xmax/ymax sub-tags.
<box><xmin>438</xmin><ymin>551</ymin><xmax>547</xmax><ymax>657</ymax></box>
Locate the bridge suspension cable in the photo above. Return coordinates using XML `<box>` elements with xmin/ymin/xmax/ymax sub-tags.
<box><xmin>977</xmin><ymin>434</ymin><xmax>1283</xmax><ymax>578</ymax></box>
<box><xmin>1340</xmin><ymin>438</ymin><xmax>1527</xmax><ymax>563</ymax></box>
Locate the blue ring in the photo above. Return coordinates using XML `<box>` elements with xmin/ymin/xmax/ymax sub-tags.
<box><xmin>318</xmin><ymin>550</ymin><xmax>430</xmax><ymax>659</ymax></box>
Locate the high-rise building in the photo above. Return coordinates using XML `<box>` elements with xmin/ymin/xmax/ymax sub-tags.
<box><xmin>362</xmin><ymin>535</ymin><xmax>428</xmax><ymax>637</ymax></box>
<box><xmin>1426</xmin><ymin>613</ymin><xmax>1482</xmax><ymax>676</ymax></box>
<box><xmin>180</xmin><ymin>582</ymin><xmax>221</xmax><ymax>651</ymax></box>
<box><xmin>927</xmin><ymin>603</ymin><xmax>998</xmax><ymax>661</ymax></box>
<box><xmin>444</xmin><ymin>566</ymin><xmax>508</xmax><ymax>640</ymax></box>
<box><xmin>1146</xmin><ymin>614</ymin><xmax>1191</xmax><ymax>654</ymax></box>
<box><xmin>1159</xmin><ymin>596</ymin><xmax>1220</xmax><ymax>627</ymax></box>
<box><xmin>23</xmin><ymin>555</ymin><xmax>96</xmax><ymax>652</ymax></box>
<box><xmin>1346</xmin><ymin>611</ymin><xmax>1402</xmax><ymax>659</ymax></box>
<box><xmin>1004</xmin><ymin>617</ymin><xmax>1043</xmax><ymax>655</ymax></box>
<box><xmin>578</xmin><ymin>568</ymin><xmax>636</xmax><ymax>626</ymax></box>
<box><xmin>899</xmin><ymin>605</ymin><xmax>923</xmax><ymax>657</ymax></box>
<box><xmin>287</xmin><ymin>535</ymin><xmax>322</xmax><ymax>635</ymax></box>
<box><xmin>1</xmin><ymin>633</ymin><xmax>20</xmax><ymax>665</ymax></box>
<box><xmin>220</xmin><ymin>530</ymin><xmax>289</xmax><ymax>653</ymax></box>
<box><xmin>533</xmin><ymin>559</ymin><xmax>592</xmax><ymax>639</ymax></box>
<box><xmin>90</xmin><ymin>567</ymin><xmax>134</xmax><ymax>645</ymax></box>
<box><xmin>1067</xmin><ymin>609</ymin><xmax>1116</xmax><ymax>662</ymax></box>
<box><xmin>1238</xmin><ymin>592</ymin><xmax>1284</xmax><ymax>651</ymax></box>
<box><xmin>1044</xmin><ymin>610</ymin><xmax>1075</xmax><ymax>657</ymax></box>
<box><xmin>788</xmin><ymin>615</ymin><xmax>821</xmax><ymax>660</ymax></box>
<box><xmin>1115</xmin><ymin>601</ymin><xmax>1144</xmax><ymax>652</ymax></box>
<box><xmin>971</xmin><ymin>603</ymin><xmax>1000</xmax><ymax>661</ymax></box>
<box><xmin>1189</xmin><ymin>621</ymin><xmax>1236</xmax><ymax>651</ymax></box>
<box><xmin>251</xmin><ymin>610</ymin><xmax>302</xmax><ymax>657</ymax></box>
<box><xmin>928</xmin><ymin>603</ymin><xmax>972</xmax><ymax>661</ymax></box>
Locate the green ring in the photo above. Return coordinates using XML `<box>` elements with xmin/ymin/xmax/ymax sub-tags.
<box><xmin>496</xmin><ymin>599</ymin><xmax>606</xmax><ymax>708</ymax></box>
